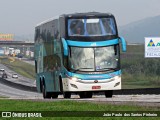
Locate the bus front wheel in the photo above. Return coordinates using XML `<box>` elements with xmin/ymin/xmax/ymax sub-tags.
<box><xmin>51</xmin><ymin>93</ymin><xmax>58</xmax><ymax>98</ymax></box>
<box><xmin>63</xmin><ymin>92</ymin><xmax>71</xmax><ymax>98</ymax></box>
<box><xmin>79</xmin><ymin>92</ymin><xmax>92</xmax><ymax>98</ymax></box>
<box><xmin>105</xmin><ymin>90</ymin><xmax>113</xmax><ymax>98</ymax></box>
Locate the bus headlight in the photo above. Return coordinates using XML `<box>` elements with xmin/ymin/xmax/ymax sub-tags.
<box><xmin>114</xmin><ymin>75</ymin><xmax>121</xmax><ymax>80</ymax></box>
<box><xmin>71</xmin><ymin>77</ymin><xmax>78</xmax><ymax>81</ymax></box>
<box><xmin>69</xmin><ymin>77</ymin><xmax>81</xmax><ymax>81</ymax></box>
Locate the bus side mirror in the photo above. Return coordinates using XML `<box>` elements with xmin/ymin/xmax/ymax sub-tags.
<box><xmin>62</xmin><ymin>38</ymin><xmax>68</xmax><ymax>56</ymax></box>
<box><xmin>119</xmin><ymin>37</ymin><xmax>126</xmax><ymax>52</ymax></box>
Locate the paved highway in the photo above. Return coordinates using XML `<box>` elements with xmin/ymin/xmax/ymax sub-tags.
<box><xmin>0</xmin><ymin>83</ymin><xmax>41</xmax><ymax>98</ymax></box>
<box><xmin>0</xmin><ymin>61</ymin><xmax>159</xmax><ymax>107</ymax></box>
<box><xmin>0</xmin><ymin>80</ymin><xmax>160</xmax><ymax>107</ymax></box>
<box><xmin>0</xmin><ymin>83</ymin><xmax>159</xmax><ymax>107</ymax></box>
<box><xmin>0</xmin><ymin>63</ymin><xmax>35</xmax><ymax>86</ymax></box>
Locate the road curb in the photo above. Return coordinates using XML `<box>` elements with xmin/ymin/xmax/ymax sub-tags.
<box><xmin>113</xmin><ymin>88</ymin><xmax>160</xmax><ymax>95</ymax></box>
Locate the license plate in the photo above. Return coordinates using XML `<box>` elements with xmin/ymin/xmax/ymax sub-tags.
<box><xmin>92</xmin><ymin>86</ymin><xmax>101</xmax><ymax>89</ymax></box>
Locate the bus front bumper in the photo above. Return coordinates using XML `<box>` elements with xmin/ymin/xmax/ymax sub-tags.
<box><xmin>62</xmin><ymin>76</ymin><xmax>121</xmax><ymax>92</ymax></box>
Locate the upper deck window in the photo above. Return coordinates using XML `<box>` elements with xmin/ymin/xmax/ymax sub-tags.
<box><xmin>68</xmin><ymin>18</ymin><xmax>116</xmax><ymax>36</ymax></box>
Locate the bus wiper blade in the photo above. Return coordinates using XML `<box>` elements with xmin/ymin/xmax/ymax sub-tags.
<box><xmin>97</xmin><ymin>68</ymin><xmax>119</xmax><ymax>71</ymax></box>
<box><xmin>73</xmin><ymin>68</ymin><xmax>94</xmax><ymax>72</ymax></box>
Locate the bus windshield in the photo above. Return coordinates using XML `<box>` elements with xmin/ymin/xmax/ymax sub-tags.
<box><xmin>68</xmin><ymin>18</ymin><xmax>116</xmax><ymax>36</ymax></box>
<box><xmin>69</xmin><ymin>45</ymin><xmax>119</xmax><ymax>72</ymax></box>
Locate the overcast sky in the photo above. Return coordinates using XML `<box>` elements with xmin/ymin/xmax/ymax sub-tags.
<box><xmin>0</xmin><ymin>0</ymin><xmax>160</xmax><ymax>35</ymax></box>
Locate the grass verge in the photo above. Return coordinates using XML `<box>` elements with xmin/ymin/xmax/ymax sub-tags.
<box><xmin>0</xmin><ymin>100</ymin><xmax>159</xmax><ymax>120</ymax></box>
<box><xmin>121</xmin><ymin>45</ymin><xmax>160</xmax><ymax>89</ymax></box>
<box><xmin>0</xmin><ymin>96</ymin><xmax>8</xmax><ymax>98</ymax></box>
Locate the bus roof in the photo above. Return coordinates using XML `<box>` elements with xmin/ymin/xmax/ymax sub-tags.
<box><xmin>36</xmin><ymin>16</ymin><xmax>59</xmax><ymax>27</ymax></box>
<box><xmin>36</xmin><ymin>12</ymin><xmax>114</xmax><ymax>27</ymax></box>
<box><xmin>61</xmin><ymin>12</ymin><xmax>114</xmax><ymax>18</ymax></box>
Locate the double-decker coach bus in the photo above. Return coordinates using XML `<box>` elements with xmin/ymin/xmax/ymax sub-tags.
<box><xmin>34</xmin><ymin>12</ymin><xmax>126</xmax><ymax>99</ymax></box>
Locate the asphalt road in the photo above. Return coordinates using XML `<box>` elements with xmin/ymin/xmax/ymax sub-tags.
<box><xmin>0</xmin><ymin>80</ymin><xmax>160</xmax><ymax>107</ymax></box>
<box><xmin>0</xmin><ymin>63</ymin><xmax>35</xmax><ymax>86</ymax></box>
<box><xmin>0</xmin><ymin>82</ymin><xmax>42</xmax><ymax>98</ymax></box>
<box><xmin>0</xmin><ymin>59</ymin><xmax>160</xmax><ymax>107</ymax></box>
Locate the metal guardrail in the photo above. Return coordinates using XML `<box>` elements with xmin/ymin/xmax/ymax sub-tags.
<box><xmin>113</xmin><ymin>88</ymin><xmax>160</xmax><ymax>95</ymax></box>
<box><xmin>0</xmin><ymin>78</ymin><xmax>37</xmax><ymax>92</ymax></box>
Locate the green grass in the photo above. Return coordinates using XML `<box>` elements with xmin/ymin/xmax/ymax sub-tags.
<box><xmin>122</xmin><ymin>74</ymin><xmax>160</xmax><ymax>89</ymax></box>
<box><xmin>121</xmin><ymin>45</ymin><xmax>160</xmax><ymax>89</ymax></box>
<box><xmin>125</xmin><ymin>45</ymin><xmax>144</xmax><ymax>53</ymax></box>
<box><xmin>0</xmin><ymin>100</ymin><xmax>159</xmax><ymax>120</ymax></box>
<box><xmin>0</xmin><ymin>96</ymin><xmax>8</xmax><ymax>98</ymax></box>
<box><xmin>0</xmin><ymin>57</ymin><xmax>35</xmax><ymax>80</ymax></box>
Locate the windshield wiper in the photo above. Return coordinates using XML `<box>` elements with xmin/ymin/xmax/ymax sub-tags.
<box><xmin>72</xmin><ymin>68</ymin><xmax>94</xmax><ymax>72</ymax></box>
<box><xmin>96</xmin><ymin>68</ymin><xmax>119</xmax><ymax>71</ymax></box>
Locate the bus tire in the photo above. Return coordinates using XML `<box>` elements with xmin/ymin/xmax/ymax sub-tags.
<box><xmin>59</xmin><ymin>76</ymin><xmax>63</xmax><ymax>93</ymax></box>
<box><xmin>63</xmin><ymin>92</ymin><xmax>71</xmax><ymax>98</ymax></box>
<box><xmin>79</xmin><ymin>92</ymin><xmax>92</xmax><ymax>98</ymax></box>
<box><xmin>87</xmin><ymin>92</ymin><xmax>93</xmax><ymax>98</ymax></box>
<box><xmin>105</xmin><ymin>90</ymin><xmax>113</xmax><ymax>98</ymax></box>
<box><xmin>42</xmin><ymin>83</ymin><xmax>51</xmax><ymax>99</ymax></box>
<box><xmin>51</xmin><ymin>93</ymin><xmax>58</xmax><ymax>98</ymax></box>
<box><xmin>40</xmin><ymin>80</ymin><xmax>43</xmax><ymax>93</ymax></box>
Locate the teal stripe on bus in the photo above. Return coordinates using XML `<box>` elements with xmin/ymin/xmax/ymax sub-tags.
<box><xmin>66</xmin><ymin>38</ymin><xmax>119</xmax><ymax>47</ymax></box>
<box><xmin>64</xmin><ymin>70</ymin><xmax>121</xmax><ymax>80</ymax></box>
